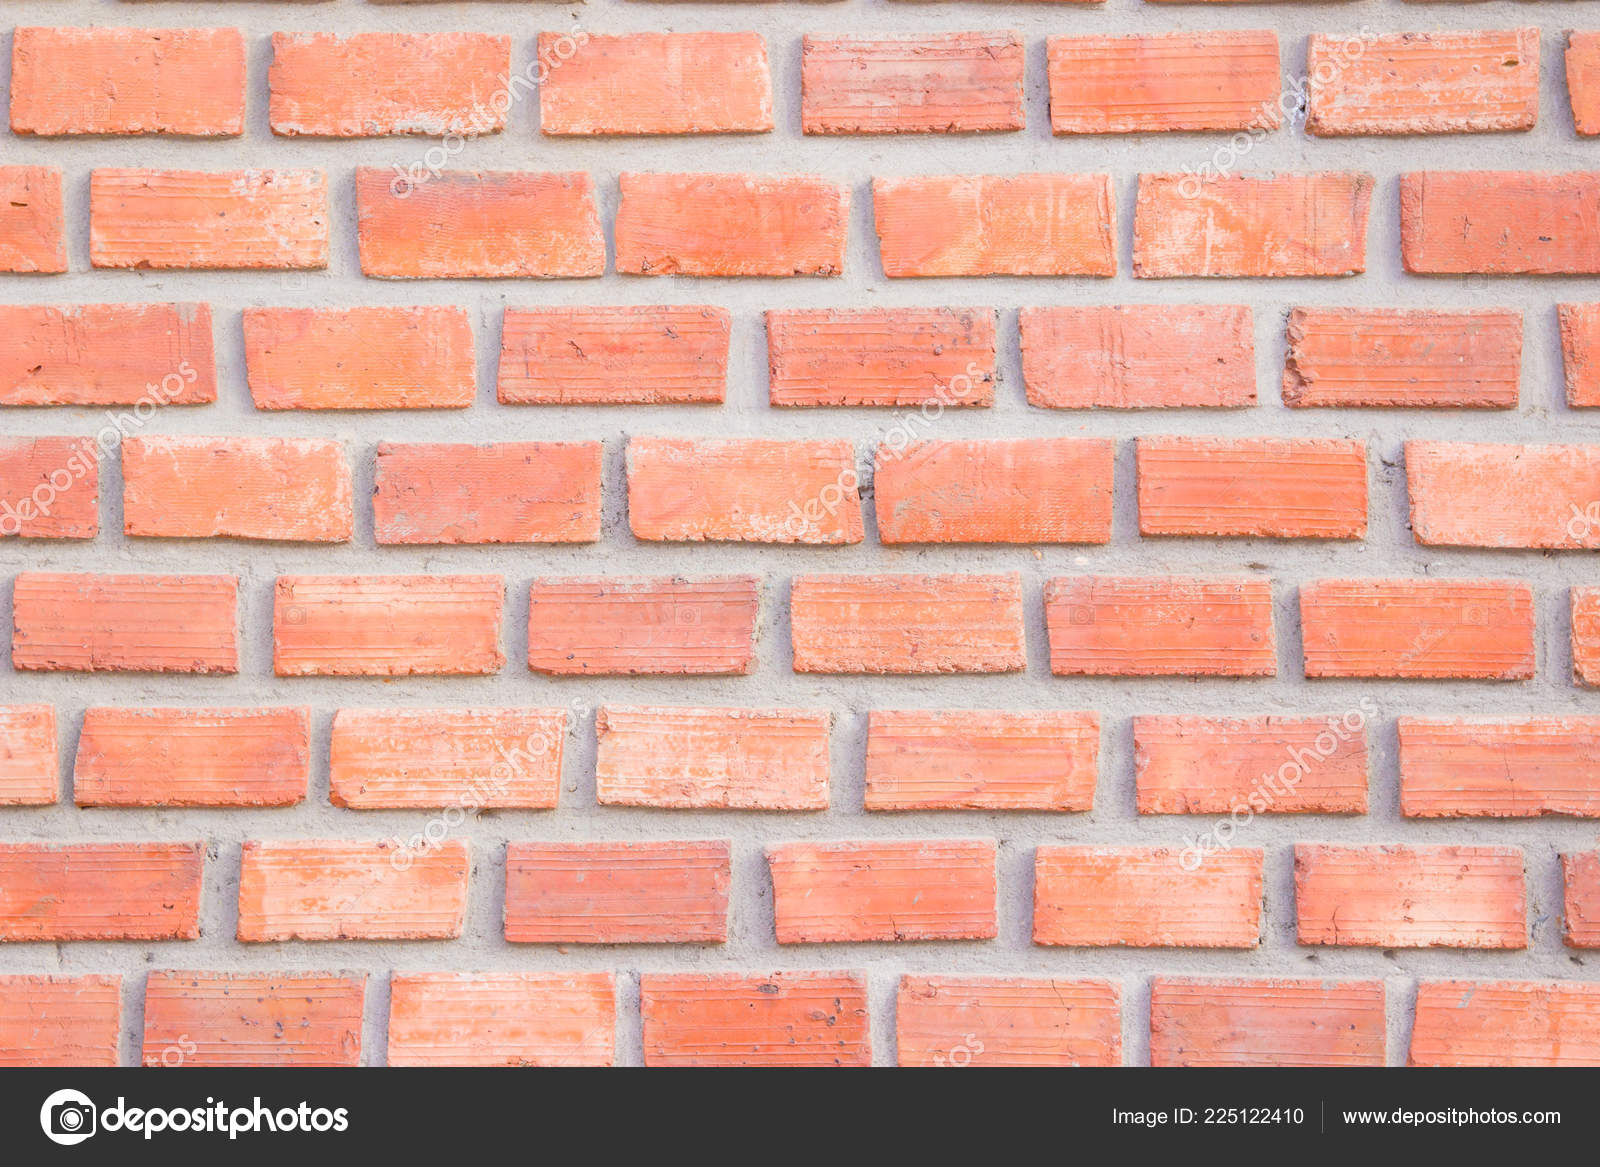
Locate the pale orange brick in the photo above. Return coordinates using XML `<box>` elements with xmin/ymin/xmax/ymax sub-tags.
<box><xmin>0</xmin><ymin>842</ymin><xmax>203</xmax><ymax>941</ymax></box>
<box><xmin>790</xmin><ymin>573</ymin><xmax>1026</xmax><ymax>675</ymax></box>
<box><xmin>499</xmin><ymin>306</ymin><xmax>729</xmax><ymax>405</ymax></box>
<box><xmin>0</xmin><ymin>437</ymin><xmax>99</xmax><ymax>538</ymax></box>
<box><xmin>1577</xmin><ymin>587</ymin><xmax>1600</xmax><ymax>686</ymax></box>
<box><xmin>0</xmin><ymin>167</ymin><xmax>65</xmax><ymax>272</ymax></box>
<box><xmin>1401</xmin><ymin>171</ymin><xmax>1600</xmax><ymax>274</ymax></box>
<box><xmin>374</xmin><ymin>442</ymin><xmax>601</xmax><ymax>544</ymax></box>
<box><xmin>1569</xmin><ymin>31</ymin><xmax>1600</xmax><ymax>135</ymax></box>
<box><xmin>505</xmin><ymin>840</ymin><xmax>731</xmax><ymax>944</ymax></box>
<box><xmin>897</xmin><ymin>977</ymin><xmax>1121</xmax><ymax>1067</ymax></box>
<box><xmin>274</xmin><ymin>575</ymin><xmax>504</xmax><ymax>677</ymax></box>
<box><xmin>1045</xmin><ymin>576</ymin><xmax>1276</xmax><ymax>677</ymax></box>
<box><xmin>0</xmin><ymin>303</ymin><xmax>216</xmax><ymax>406</ymax></box>
<box><xmin>388</xmin><ymin>973</ymin><xmax>615</xmax><ymax>1067</ymax></box>
<box><xmin>1400</xmin><ymin>718</ymin><xmax>1600</xmax><ymax>818</ymax></box>
<box><xmin>527</xmin><ymin>576</ymin><xmax>759</xmax><ymax>676</ymax></box>
<box><xmin>1299</xmin><ymin>578</ymin><xmax>1535</xmax><ymax>680</ymax></box>
<box><xmin>1560</xmin><ymin>303</ymin><xmax>1600</xmax><ymax>407</ymax></box>
<box><xmin>1034</xmin><ymin>846</ymin><xmax>1263</xmax><ymax>948</ymax></box>
<box><xmin>237</xmin><ymin>840</ymin><xmax>469</xmax><ymax>942</ymax></box>
<box><xmin>874</xmin><ymin>174</ymin><xmax>1115</xmax><ymax>277</ymax></box>
<box><xmin>143</xmin><ymin>972</ymin><xmax>364</xmax><ymax>1068</ymax></box>
<box><xmin>1564</xmin><ymin>852</ymin><xmax>1600</xmax><ymax>947</ymax></box>
<box><xmin>1407</xmin><ymin>441</ymin><xmax>1600</xmax><ymax>549</ymax></box>
<box><xmin>1411</xmin><ymin>982</ymin><xmax>1600</xmax><ymax>1066</ymax></box>
<box><xmin>802</xmin><ymin>32</ymin><xmax>1023</xmax><ymax>134</ymax></box>
<box><xmin>865</xmin><ymin>710</ymin><xmax>1099</xmax><ymax>812</ymax></box>
<box><xmin>767</xmin><ymin>307</ymin><xmax>996</xmax><ymax>408</ymax></box>
<box><xmin>74</xmin><ymin>707</ymin><xmax>309</xmax><ymax>808</ymax></box>
<box><xmin>1150</xmin><ymin>978</ymin><xmax>1385</xmax><ymax>1067</ymax></box>
<box><xmin>769</xmin><ymin>840</ymin><xmax>996</xmax><ymax>942</ymax></box>
<box><xmin>595</xmin><ymin>705</ymin><xmax>830</xmax><ymax>811</ymax></box>
<box><xmin>1138</xmin><ymin>437</ymin><xmax>1367</xmax><ymax>539</ymax></box>
<box><xmin>0</xmin><ymin>705</ymin><xmax>56</xmax><ymax>806</ymax></box>
<box><xmin>0</xmin><ymin>976</ymin><xmax>120</xmax><ymax>1067</ymax></box>
<box><xmin>641</xmin><ymin>972</ymin><xmax>869</xmax><ymax>1067</ymax></box>
<box><xmin>13</xmin><ymin>572</ymin><xmax>238</xmax><ymax>674</ymax></box>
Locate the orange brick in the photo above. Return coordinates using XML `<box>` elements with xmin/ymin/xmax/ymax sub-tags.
<box><xmin>0</xmin><ymin>841</ymin><xmax>203</xmax><ymax>941</ymax></box>
<box><xmin>1150</xmin><ymin>978</ymin><xmax>1385</xmax><ymax>1067</ymax></box>
<box><xmin>0</xmin><ymin>705</ymin><xmax>56</xmax><ymax>806</ymax></box>
<box><xmin>1138</xmin><ymin>437</ymin><xmax>1367</xmax><ymax>538</ymax></box>
<box><xmin>237</xmin><ymin>839</ymin><xmax>469</xmax><ymax>942</ymax></box>
<box><xmin>12</xmin><ymin>27</ymin><xmax>244</xmax><ymax>136</ymax></box>
<box><xmin>1299</xmin><ymin>578</ymin><xmax>1535</xmax><ymax>680</ymax></box>
<box><xmin>270</xmin><ymin>32</ymin><xmax>509</xmax><ymax>137</ymax></box>
<box><xmin>1044</xmin><ymin>576</ymin><xmax>1276</xmax><ymax>677</ymax></box>
<box><xmin>790</xmin><ymin>573</ymin><xmax>1025</xmax><ymax>674</ymax></box>
<box><xmin>1020</xmin><ymin>305</ymin><xmax>1255</xmax><ymax>409</ymax></box>
<box><xmin>0</xmin><ymin>166</ymin><xmax>65</xmax><ymax>272</ymax></box>
<box><xmin>1576</xmin><ymin>588</ymin><xmax>1600</xmax><ymax>686</ymax></box>
<box><xmin>1284</xmin><ymin>307</ymin><xmax>1522</xmax><ymax>409</ymax></box>
<box><xmin>1401</xmin><ymin>171</ymin><xmax>1600</xmax><ymax>274</ymax></box>
<box><xmin>897</xmin><ymin>977</ymin><xmax>1121</xmax><ymax>1067</ymax></box>
<box><xmin>13</xmin><ymin>572</ymin><xmax>237</xmax><ymax>673</ymax></box>
<box><xmin>274</xmin><ymin>575</ymin><xmax>504</xmax><ymax>677</ymax></box>
<box><xmin>541</xmin><ymin>32</ymin><xmax>771</xmax><ymax>135</ymax></box>
<box><xmin>1411</xmin><ymin>982</ymin><xmax>1600</xmax><ymax>1066</ymax></box>
<box><xmin>0</xmin><ymin>436</ymin><xmax>99</xmax><ymax>538</ymax></box>
<box><xmin>802</xmin><ymin>32</ymin><xmax>1023</xmax><ymax>134</ymax></box>
<box><xmin>0</xmin><ymin>976</ymin><xmax>120</xmax><ymax>1067</ymax></box>
<box><xmin>627</xmin><ymin>437</ymin><xmax>863</xmax><ymax>544</ymax></box>
<box><xmin>1295</xmin><ymin>844</ymin><xmax>1525</xmax><ymax>949</ymax></box>
<box><xmin>388</xmin><ymin>972</ymin><xmax>616</xmax><ymax>1067</ymax></box>
<box><xmin>505</xmin><ymin>840</ymin><xmax>731</xmax><ymax>944</ymax></box>
<box><xmin>1560</xmin><ymin>303</ymin><xmax>1600</xmax><ymax>407</ymax></box>
<box><xmin>874</xmin><ymin>173</ymin><xmax>1115</xmax><ymax>277</ymax></box>
<box><xmin>865</xmin><ymin>710</ymin><xmax>1099</xmax><ymax>812</ymax></box>
<box><xmin>595</xmin><ymin>705</ymin><xmax>830</xmax><ymax>811</ymax></box>
<box><xmin>143</xmin><ymin>972</ymin><xmax>364</xmax><ymax>1068</ymax></box>
<box><xmin>876</xmin><ymin>438</ymin><xmax>1114</xmax><ymax>544</ymax></box>
<box><xmin>1568</xmin><ymin>32</ymin><xmax>1600</xmax><ymax>135</ymax></box>
<box><xmin>616</xmin><ymin>172</ymin><xmax>848</xmax><ymax>277</ymax></box>
<box><xmin>767</xmin><ymin>307</ymin><xmax>996</xmax><ymax>408</ymax></box>
<box><xmin>1408</xmin><ymin>440</ymin><xmax>1600</xmax><ymax>549</ymax></box>
<box><xmin>90</xmin><ymin>168</ymin><xmax>328</xmax><ymax>270</ymax></box>
<box><xmin>1134</xmin><ymin>172</ymin><xmax>1372</xmax><ymax>277</ymax></box>
<box><xmin>1134</xmin><ymin>714</ymin><xmax>1370</xmax><ymax>815</ymax></box>
<box><xmin>1563</xmin><ymin>853</ymin><xmax>1600</xmax><ymax>947</ymax></box>
<box><xmin>641</xmin><ymin>972</ymin><xmax>869</xmax><ymax>1067</ymax></box>
<box><xmin>74</xmin><ymin>707</ymin><xmax>310</xmax><ymax>808</ymax></box>
<box><xmin>0</xmin><ymin>303</ymin><xmax>216</xmax><ymax>406</ymax></box>
<box><xmin>1308</xmin><ymin>29</ymin><xmax>1538</xmax><ymax>135</ymax></box>
<box><xmin>330</xmin><ymin>708</ymin><xmax>564</xmax><ymax>810</ymax></box>
<box><xmin>499</xmin><ymin>306</ymin><xmax>729</xmax><ymax>405</ymax></box>
<box><xmin>1400</xmin><ymin>718</ymin><xmax>1600</xmax><ymax>819</ymax></box>
<box><xmin>244</xmin><ymin>306</ymin><xmax>474</xmax><ymax>410</ymax></box>
<box><xmin>527</xmin><ymin>575</ymin><xmax>759</xmax><ymax>676</ymax></box>
<box><xmin>1048</xmin><ymin>31</ymin><xmax>1280</xmax><ymax>133</ymax></box>
<box><xmin>357</xmin><ymin>169</ymin><xmax>603</xmax><ymax>278</ymax></box>
<box><xmin>374</xmin><ymin>441</ymin><xmax>601</xmax><ymax>544</ymax></box>
<box><xmin>1034</xmin><ymin>846</ymin><xmax>1264</xmax><ymax>948</ymax></box>
<box><xmin>769</xmin><ymin>840</ymin><xmax>996</xmax><ymax>942</ymax></box>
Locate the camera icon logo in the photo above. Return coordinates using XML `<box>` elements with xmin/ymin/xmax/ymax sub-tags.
<box><xmin>40</xmin><ymin>1089</ymin><xmax>97</xmax><ymax>1146</ymax></box>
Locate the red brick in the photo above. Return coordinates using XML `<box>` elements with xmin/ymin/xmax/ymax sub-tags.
<box><xmin>1045</xmin><ymin>576</ymin><xmax>1276</xmax><ymax>677</ymax></box>
<box><xmin>1408</xmin><ymin>440</ymin><xmax>1600</xmax><ymax>549</ymax></box>
<box><xmin>1020</xmin><ymin>305</ymin><xmax>1255</xmax><ymax>409</ymax></box>
<box><xmin>270</xmin><ymin>32</ymin><xmax>509</xmax><ymax>137</ymax></box>
<box><xmin>374</xmin><ymin>442</ymin><xmax>601</xmax><ymax>544</ymax></box>
<box><xmin>791</xmin><ymin>573</ymin><xmax>1025</xmax><ymax>674</ymax></box>
<box><xmin>505</xmin><ymin>840</ymin><xmax>731</xmax><ymax>944</ymax></box>
<box><xmin>1150</xmin><ymin>978</ymin><xmax>1385</xmax><ymax>1067</ymax></box>
<box><xmin>0</xmin><ymin>976</ymin><xmax>120</xmax><ymax>1067</ymax></box>
<box><xmin>1560</xmin><ymin>303</ymin><xmax>1600</xmax><ymax>407</ymax></box>
<box><xmin>499</xmin><ymin>306</ymin><xmax>729</xmax><ymax>405</ymax></box>
<box><xmin>769</xmin><ymin>840</ymin><xmax>996</xmax><ymax>942</ymax></box>
<box><xmin>1411</xmin><ymin>981</ymin><xmax>1600</xmax><ymax>1066</ymax></box>
<box><xmin>1048</xmin><ymin>31</ymin><xmax>1279</xmax><ymax>134</ymax></box>
<box><xmin>0</xmin><ymin>437</ymin><xmax>99</xmax><ymax>538</ymax></box>
<box><xmin>1134</xmin><ymin>714</ymin><xmax>1370</xmax><ymax>815</ymax></box>
<box><xmin>357</xmin><ymin>169</ymin><xmax>603</xmax><ymax>278</ymax></box>
<box><xmin>1564</xmin><ymin>852</ymin><xmax>1600</xmax><ymax>947</ymax></box>
<box><xmin>1294</xmin><ymin>844</ymin><xmax>1526</xmax><ymax>949</ymax></box>
<box><xmin>1401</xmin><ymin>171</ymin><xmax>1600</xmax><ymax>274</ymax></box>
<box><xmin>237</xmin><ymin>840</ymin><xmax>469</xmax><ymax>942</ymax></box>
<box><xmin>274</xmin><ymin>575</ymin><xmax>504</xmax><ymax>677</ymax></box>
<box><xmin>803</xmin><ymin>32</ymin><xmax>1023</xmax><ymax>134</ymax></box>
<box><xmin>1284</xmin><ymin>307</ymin><xmax>1522</xmax><ymax>409</ymax></box>
<box><xmin>641</xmin><ymin>972</ymin><xmax>869</xmax><ymax>1067</ymax></box>
<box><xmin>388</xmin><ymin>972</ymin><xmax>615</xmax><ymax>1067</ymax></box>
<box><xmin>143</xmin><ymin>972</ymin><xmax>364</xmax><ymax>1068</ymax></box>
<box><xmin>1307</xmin><ymin>29</ymin><xmax>1538</xmax><ymax>136</ymax></box>
<box><xmin>1138</xmin><ymin>437</ymin><xmax>1367</xmax><ymax>539</ymax></box>
<box><xmin>1568</xmin><ymin>31</ymin><xmax>1600</xmax><ymax>135</ymax></box>
<box><xmin>75</xmin><ymin>707</ymin><xmax>309</xmax><ymax>808</ymax></box>
<box><xmin>541</xmin><ymin>32</ymin><xmax>771</xmax><ymax>135</ymax></box>
<box><xmin>767</xmin><ymin>307</ymin><xmax>996</xmax><ymax>407</ymax></box>
<box><xmin>244</xmin><ymin>306</ymin><xmax>474</xmax><ymax>410</ymax></box>
<box><xmin>1134</xmin><ymin>172</ymin><xmax>1372</xmax><ymax>277</ymax></box>
<box><xmin>616</xmin><ymin>172</ymin><xmax>848</xmax><ymax>276</ymax></box>
<box><xmin>1577</xmin><ymin>588</ymin><xmax>1600</xmax><ymax>686</ymax></box>
<box><xmin>595</xmin><ymin>705</ymin><xmax>830</xmax><ymax>811</ymax></box>
<box><xmin>874</xmin><ymin>174</ymin><xmax>1115</xmax><ymax>276</ymax></box>
<box><xmin>897</xmin><ymin>977</ymin><xmax>1121</xmax><ymax>1067</ymax></box>
<box><xmin>0</xmin><ymin>705</ymin><xmax>56</xmax><ymax>806</ymax></box>
<box><xmin>627</xmin><ymin>436</ymin><xmax>863</xmax><ymax>544</ymax></box>
<box><xmin>90</xmin><ymin>168</ymin><xmax>328</xmax><ymax>270</ymax></box>
<box><xmin>13</xmin><ymin>572</ymin><xmax>238</xmax><ymax>674</ymax></box>
<box><xmin>1034</xmin><ymin>846</ymin><xmax>1263</xmax><ymax>948</ymax></box>
<box><xmin>1299</xmin><ymin>578</ymin><xmax>1535</xmax><ymax>680</ymax></box>
<box><xmin>12</xmin><ymin>27</ymin><xmax>245</xmax><ymax>137</ymax></box>
<box><xmin>1400</xmin><ymin>717</ymin><xmax>1600</xmax><ymax>819</ymax></box>
<box><xmin>0</xmin><ymin>167</ymin><xmax>65</xmax><ymax>272</ymax></box>
<box><xmin>866</xmin><ymin>710</ymin><xmax>1099</xmax><ymax>812</ymax></box>
<box><xmin>528</xmin><ymin>576</ymin><xmax>759</xmax><ymax>676</ymax></box>
<box><xmin>0</xmin><ymin>842</ymin><xmax>202</xmax><ymax>941</ymax></box>
<box><xmin>0</xmin><ymin>303</ymin><xmax>216</xmax><ymax>406</ymax></box>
